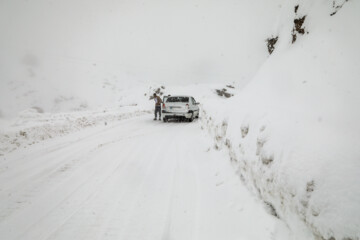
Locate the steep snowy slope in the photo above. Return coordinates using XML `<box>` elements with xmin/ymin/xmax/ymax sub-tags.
<box><xmin>201</xmin><ymin>0</ymin><xmax>360</xmax><ymax>239</ymax></box>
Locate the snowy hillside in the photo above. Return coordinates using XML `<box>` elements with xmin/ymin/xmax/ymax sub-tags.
<box><xmin>201</xmin><ymin>1</ymin><xmax>360</xmax><ymax>239</ymax></box>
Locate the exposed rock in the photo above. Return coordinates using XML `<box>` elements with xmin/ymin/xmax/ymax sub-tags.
<box><xmin>266</xmin><ymin>36</ymin><xmax>279</xmax><ymax>54</ymax></box>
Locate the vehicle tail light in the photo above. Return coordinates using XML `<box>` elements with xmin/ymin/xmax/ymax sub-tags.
<box><xmin>162</xmin><ymin>103</ymin><xmax>165</xmax><ymax>108</ymax></box>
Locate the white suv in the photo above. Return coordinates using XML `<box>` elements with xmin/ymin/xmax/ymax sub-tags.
<box><xmin>162</xmin><ymin>96</ymin><xmax>200</xmax><ymax>122</ymax></box>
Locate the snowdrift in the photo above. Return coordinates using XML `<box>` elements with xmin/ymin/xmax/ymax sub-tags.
<box><xmin>0</xmin><ymin>106</ymin><xmax>150</xmax><ymax>156</ymax></box>
<box><xmin>201</xmin><ymin>1</ymin><xmax>360</xmax><ymax>239</ymax></box>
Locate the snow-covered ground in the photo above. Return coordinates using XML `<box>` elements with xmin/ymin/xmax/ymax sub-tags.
<box><xmin>0</xmin><ymin>106</ymin><xmax>150</xmax><ymax>156</ymax></box>
<box><xmin>1</xmin><ymin>0</ymin><xmax>360</xmax><ymax>239</ymax></box>
<box><xmin>197</xmin><ymin>1</ymin><xmax>360</xmax><ymax>239</ymax></box>
<box><xmin>0</xmin><ymin>114</ymin><xmax>283</xmax><ymax>240</ymax></box>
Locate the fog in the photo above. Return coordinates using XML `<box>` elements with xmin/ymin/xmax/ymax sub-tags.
<box><xmin>0</xmin><ymin>0</ymin><xmax>281</xmax><ymax>116</ymax></box>
<box><xmin>1</xmin><ymin>0</ymin><xmax>283</xmax><ymax>82</ymax></box>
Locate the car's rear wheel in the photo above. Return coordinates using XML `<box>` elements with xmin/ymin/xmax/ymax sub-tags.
<box><xmin>163</xmin><ymin>117</ymin><xmax>167</xmax><ymax>122</ymax></box>
<box><xmin>189</xmin><ymin>112</ymin><xmax>194</xmax><ymax>122</ymax></box>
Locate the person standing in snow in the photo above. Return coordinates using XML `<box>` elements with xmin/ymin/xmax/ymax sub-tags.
<box><xmin>153</xmin><ymin>93</ymin><xmax>163</xmax><ymax>120</ymax></box>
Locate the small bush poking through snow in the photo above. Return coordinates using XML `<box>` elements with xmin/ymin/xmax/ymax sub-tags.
<box><xmin>291</xmin><ymin>5</ymin><xmax>307</xmax><ymax>44</ymax></box>
<box><xmin>292</xmin><ymin>16</ymin><xmax>307</xmax><ymax>43</ymax></box>
<box><xmin>330</xmin><ymin>0</ymin><xmax>349</xmax><ymax>16</ymax></box>
<box><xmin>266</xmin><ymin>36</ymin><xmax>279</xmax><ymax>54</ymax></box>
<box><xmin>294</xmin><ymin>5</ymin><xmax>299</xmax><ymax>14</ymax></box>
<box><xmin>215</xmin><ymin>88</ymin><xmax>233</xmax><ymax>98</ymax></box>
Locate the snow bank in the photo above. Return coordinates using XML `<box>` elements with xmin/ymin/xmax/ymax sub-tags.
<box><xmin>201</xmin><ymin>1</ymin><xmax>360</xmax><ymax>239</ymax></box>
<box><xmin>0</xmin><ymin>106</ymin><xmax>150</xmax><ymax>155</ymax></box>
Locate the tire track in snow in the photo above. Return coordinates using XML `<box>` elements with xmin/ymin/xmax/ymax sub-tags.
<box><xmin>0</xmin><ymin>119</ymin><xmax>157</xmax><ymax>239</ymax></box>
<box><xmin>0</xmin><ymin>123</ymin><xmax>149</xmax><ymax>225</ymax></box>
<box><xmin>45</xmin><ymin>123</ymin><xmax>177</xmax><ymax>240</ymax></box>
<box><xmin>0</xmin><ymin>116</ymin><xmax>278</xmax><ymax>240</ymax></box>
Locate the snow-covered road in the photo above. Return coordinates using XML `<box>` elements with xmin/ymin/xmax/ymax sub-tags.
<box><xmin>0</xmin><ymin>115</ymin><xmax>278</xmax><ymax>240</ymax></box>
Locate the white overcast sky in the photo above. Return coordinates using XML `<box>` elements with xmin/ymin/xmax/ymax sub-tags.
<box><xmin>0</xmin><ymin>0</ymin><xmax>280</xmax><ymax>85</ymax></box>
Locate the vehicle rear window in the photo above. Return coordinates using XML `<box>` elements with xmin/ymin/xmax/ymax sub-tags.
<box><xmin>166</xmin><ymin>97</ymin><xmax>189</xmax><ymax>103</ymax></box>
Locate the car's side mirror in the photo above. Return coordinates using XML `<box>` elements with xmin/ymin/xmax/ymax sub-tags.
<box><xmin>196</xmin><ymin>102</ymin><xmax>200</xmax><ymax>105</ymax></box>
